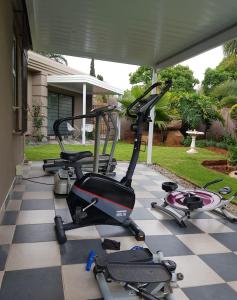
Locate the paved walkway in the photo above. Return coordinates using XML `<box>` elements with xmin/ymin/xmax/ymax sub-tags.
<box><xmin>0</xmin><ymin>162</ymin><xmax>237</xmax><ymax>300</ymax></box>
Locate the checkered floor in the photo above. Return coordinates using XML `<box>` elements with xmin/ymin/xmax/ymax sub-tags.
<box><xmin>0</xmin><ymin>162</ymin><xmax>237</xmax><ymax>300</ymax></box>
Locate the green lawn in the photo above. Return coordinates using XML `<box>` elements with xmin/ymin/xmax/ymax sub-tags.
<box><xmin>25</xmin><ymin>142</ymin><xmax>237</xmax><ymax>201</ymax></box>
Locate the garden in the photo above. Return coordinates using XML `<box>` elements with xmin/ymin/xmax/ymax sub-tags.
<box><xmin>25</xmin><ymin>40</ymin><xmax>237</xmax><ymax>202</ymax></box>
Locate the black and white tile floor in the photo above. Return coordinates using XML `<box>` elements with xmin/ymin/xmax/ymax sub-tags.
<box><xmin>0</xmin><ymin>162</ymin><xmax>237</xmax><ymax>300</ymax></box>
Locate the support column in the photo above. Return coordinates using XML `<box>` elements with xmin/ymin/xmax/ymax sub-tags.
<box><xmin>31</xmin><ymin>72</ymin><xmax>48</xmax><ymax>138</ymax></box>
<box><xmin>147</xmin><ymin>69</ymin><xmax>157</xmax><ymax>164</ymax></box>
<box><xmin>82</xmin><ymin>83</ymin><xmax>86</xmax><ymax>145</ymax></box>
<box><xmin>93</xmin><ymin>114</ymin><xmax>101</xmax><ymax>173</ymax></box>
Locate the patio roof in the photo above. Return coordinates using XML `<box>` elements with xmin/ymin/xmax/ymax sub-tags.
<box><xmin>25</xmin><ymin>0</ymin><xmax>237</xmax><ymax>163</ymax></box>
<box><xmin>47</xmin><ymin>75</ymin><xmax>123</xmax><ymax>95</ymax></box>
<box><xmin>26</xmin><ymin>0</ymin><xmax>237</xmax><ymax>68</ymax></box>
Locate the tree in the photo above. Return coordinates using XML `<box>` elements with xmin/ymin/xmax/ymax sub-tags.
<box><xmin>39</xmin><ymin>52</ymin><xmax>68</xmax><ymax>65</ymax></box>
<box><xmin>170</xmin><ymin>93</ymin><xmax>223</xmax><ymax>136</ymax></box>
<box><xmin>220</xmin><ymin>96</ymin><xmax>237</xmax><ymax>108</ymax></box>
<box><xmin>158</xmin><ymin>65</ymin><xmax>199</xmax><ymax>92</ymax></box>
<box><xmin>218</xmin><ymin>55</ymin><xmax>237</xmax><ymax>73</ymax></box>
<box><xmin>211</xmin><ymin>80</ymin><xmax>237</xmax><ymax>100</ymax></box>
<box><xmin>129</xmin><ymin>65</ymin><xmax>199</xmax><ymax>93</ymax></box>
<box><xmin>202</xmin><ymin>68</ymin><xmax>229</xmax><ymax>95</ymax></box>
<box><xmin>230</xmin><ymin>104</ymin><xmax>237</xmax><ymax>121</ymax></box>
<box><xmin>97</xmin><ymin>74</ymin><xmax>103</xmax><ymax>81</ymax></box>
<box><xmin>90</xmin><ymin>58</ymin><xmax>96</xmax><ymax>76</ymax></box>
<box><xmin>129</xmin><ymin>66</ymin><xmax>153</xmax><ymax>85</ymax></box>
<box><xmin>223</xmin><ymin>38</ymin><xmax>237</xmax><ymax>56</ymax></box>
<box><xmin>120</xmin><ymin>85</ymin><xmax>172</xmax><ymax>130</ymax></box>
<box><xmin>202</xmin><ymin>55</ymin><xmax>237</xmax><ymax>95</ymax></box>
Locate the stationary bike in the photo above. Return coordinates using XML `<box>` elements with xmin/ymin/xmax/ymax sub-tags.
<box><xmin>54</xmin><ymin>80</ymin><xmax>172</xmax><ymax>244</ymax></box>
<box><xmin>151</xmin><ymin>179</ymin><xmax>237</xmax><ymax>227</ymax></box>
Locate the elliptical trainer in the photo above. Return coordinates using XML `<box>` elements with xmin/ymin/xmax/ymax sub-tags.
<box><xmin>54</xmin><ymin>80</ymin><xmax>172</xmax><ymax>244</ymax></box>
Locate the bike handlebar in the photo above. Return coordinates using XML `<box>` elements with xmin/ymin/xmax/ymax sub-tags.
<box><xmin>203</xmin><ymin>179</ymin><xmax>223</xmax><ymax>189</ymax></box>
<box><xmin>127</xmin><ymin>80</ymin><xmax>172</xmax><ymax>118</ymax></box>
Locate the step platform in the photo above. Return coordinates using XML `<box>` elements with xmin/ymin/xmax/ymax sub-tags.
<box><xmin>94</xmin><ymin>248</ymin><xmax>181</xmax><ymax>300</ymax></box>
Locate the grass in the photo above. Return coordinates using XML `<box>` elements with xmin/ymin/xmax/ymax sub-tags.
<box><xmin>25</xmin><ymin>142</ymin><xmax>237</xmax><ymax>202</ymax></box>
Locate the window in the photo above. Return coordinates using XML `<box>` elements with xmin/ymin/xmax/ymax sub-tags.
<box><xmin>12</xmin><ymin>36</ymin><xmax>19</xmax><ymax>132</ymax></box>
<box><xmin>47</xmin><ymin>92</ymin><xmax>74</xmax><ymax>136</ymax></box>
<box><xmin>12</xmin><ymin>10</ymin><xmax>29</xmax><ymax>134</ymax></box>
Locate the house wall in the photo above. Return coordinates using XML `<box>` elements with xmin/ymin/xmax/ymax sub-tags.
<box><xmin>31</xmin><ymin>72</ymin><xmax>48</xmax><ymax>136</ymax></box>
<box><xmin>0</xmin><ymin>1</ymin><xmax>25</xmax><ymax>208</ymax></box>
<box><xmin>27</xmin><ymin>52</ymin><xmax>94</xmax><ymax>137</ymax></box>
<box><xmin>27</xmin><ymin>72</ymin><xmax>33</xmax><ymax>135</ymax></box>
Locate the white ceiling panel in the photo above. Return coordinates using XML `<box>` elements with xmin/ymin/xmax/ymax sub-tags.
<box><xmin>47</xmin><ymin>75</ymin><xmax>123</xmax><ymax>95</ymax></box>
<box><xmin>26</xmin><ymin>0</ymin><xmax>237</xmax><ymax>68</ymax></box>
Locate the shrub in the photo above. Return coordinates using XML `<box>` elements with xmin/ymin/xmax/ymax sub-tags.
<box><xmin>215</xmin><ymin>142</ymin><xmax>229</xmax><ymax>150</ymax></box>
<box><xmin>31</xmin><ymin>105</ymin><xmax>44</xmax><ymax>142</ymax></box>
<box><xmin>228</xmin><ymin>146</ymin><xmax>237</xmax><ymax>165</ymax></box>
<box><xmin>221</xmin><ymin>134</ymin><xmax>236</xmax><ymax>146</ymax></box>
<box><xmin>206</xmin><ymin>140</ymin><xmax>216</xmax><ymax>147</ymax></box>
<box><xmin>182</xmin><ymin>137</ymin><xmax>233</xmax><ymax>150</ymax></box>
<box><xmin>196</xmin><ymin>140</ymin><xmax>207</xmax><ymax>148</ymax></box>
<box><xmin>182</xmin><ymin>136</ymin><xmax>192</xmax><ymax>146</ymax></box>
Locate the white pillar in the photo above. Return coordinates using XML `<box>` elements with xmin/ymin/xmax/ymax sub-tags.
<box><xmin>117</xmin><ymin>116</ymin><xmax>121</xmax><ymax>141</ymax></box>
<box><xmin>147</xmin><ymin>69</ymin><xmax>157</xmax><ymax>164</ymax></box>
<box><xmin>82</xmin><ymin>83</ymin><xmax>86</xmax><ymax>145</ymax></box>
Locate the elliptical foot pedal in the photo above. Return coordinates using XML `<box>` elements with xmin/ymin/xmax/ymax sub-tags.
<box><xmin>96</xmin><ymin>248</ymin><xmax>153</xmax><ymax>267</ymax></box>
<box><xmin>106</xmin><ymin>263</ymin><xmax>172</xmax><ymax>283</ymax></box>
<box><xmin>74</xmin><ymin>207</ymin><xmax>87</xmax><ymax>223</ymax></box>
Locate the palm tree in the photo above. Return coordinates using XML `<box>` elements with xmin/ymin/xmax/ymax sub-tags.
<box><xmin>47</xmin><ymin>54</ymin><xmax>68</xmax><ymax>65</ymax></box>
<box><xmin>90</xmin><ymin>58</ymin><xmax>96</xmax><ymax>76</ymax></box>
<box><xmin>223</xmin><ymin>38</ymin><xmax>237</xmax><ymax>56</ymax></box>
<box><xmin>211</xmin><ymin>80</ymin><xmax>237</xmax><ymax>100</ymax></box>
<box><xmin>39</xmin><ymin>52</ymin><xmax>68</xmax><ymax>65</ymax></box>
<box><xmin>120</xmin><ymin>85</ymin><xmax>172</xmax><ymax>130</ymax></box>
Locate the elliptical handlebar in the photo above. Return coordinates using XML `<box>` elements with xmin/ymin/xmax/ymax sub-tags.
<box><xmin>127</xmin><ymin>80</ymin><xmax>172</xmax><ymax>119</ymax></box>
<box><xmin>90</xmin><ymin>105</ymin><xmax>118</xmax><ymax>114</ymax></box>
<box><xmin>202</xmin><ymin>179</ymin><xmax>223</xmax><ymax>189</ymax></box>
<box><xmin>53</xmin><ymin>105</ymin><xmax>118</xmax><ymax>142</ymax></box>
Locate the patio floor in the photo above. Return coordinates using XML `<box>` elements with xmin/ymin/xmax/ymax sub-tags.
<box><xmin>0</xmin><ymin>162</ymin><xmax>237</xmax><ymax>300</ymax></box>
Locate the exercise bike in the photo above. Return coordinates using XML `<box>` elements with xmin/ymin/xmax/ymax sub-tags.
<box><xmin>50</xmin><ymin>105</ymin><xmax>119</xmax><ymax>195</ymax></box>
<box><xmin>94</xmin><ymin>248</ymin><xmax>183</xmax><ymax>300</ymax></box>
<box><xmin>43</xmin><ymin>105</ymin><xmax>118</xmax><ymax>176</ymax></box>
<box><xmin>151</xmin><ymin>179</ymin><xmax>237</xmax><ymax>227</ymax></box>
<box><xmin>54</xmin><ymin>80</ymin><xmax>172</xmax><ymax>244</ymax></box>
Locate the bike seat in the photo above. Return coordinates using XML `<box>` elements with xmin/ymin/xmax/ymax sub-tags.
<box><xmin>162</xmin><ymin>182</ymin><xmax>178</xmax><ymax>192</ymax></box>
<box><xmin>60</xmin><ymin>150</ymin><xmax>92</xmax><ymax>162</ymax></box>
<box><xmin>183</xmin><ymin>195</ymin><xmax>203</xmax><ymax>210</ymax></box>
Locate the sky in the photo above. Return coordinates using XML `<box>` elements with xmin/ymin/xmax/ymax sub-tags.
<box><xmin>65</xmin><ymin>46</ymin><xmax>224</xmax><ymax>91</ymax></box>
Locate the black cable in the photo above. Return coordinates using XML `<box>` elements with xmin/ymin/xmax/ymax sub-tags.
<box><xmin>23</xmin><ymin>174</ymin><xmax>52</xmax><ymax>179</ymax></box>
<box><xmin>21</xmin><ymin>174</ymin><xmax>54</xmax><ymax>185</ymax></box>
<box><xmin>22</xmin><ymin>178</ymin><xmax>54</xmax><ymax>185</ymax></box>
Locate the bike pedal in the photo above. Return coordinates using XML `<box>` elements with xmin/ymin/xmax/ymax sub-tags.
<box><xmin>74</xmin><ymin>207</ymin><xmax>87</xmax><ymax>223</ymax></box>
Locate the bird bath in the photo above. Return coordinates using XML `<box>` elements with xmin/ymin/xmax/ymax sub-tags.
<box><xmin>186</xmin><ymin>130</ymin><xmax>204</xmax><ymax>154</ymax></box>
